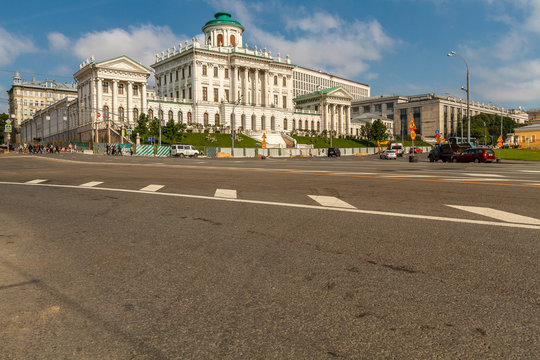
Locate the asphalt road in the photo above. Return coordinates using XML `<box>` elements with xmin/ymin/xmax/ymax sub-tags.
<box><xmin>1</xmin><ymin>153</ymin><xmax>539</xmax><ymax>359</ymax></box>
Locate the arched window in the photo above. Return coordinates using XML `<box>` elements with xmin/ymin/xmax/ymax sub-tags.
<box><xmin>292</xmin><ymin>119</ymin><xmax>296</xmax><ymax>129</ymax></box>
<box><xmin>241</xmin><ymin>114</ymin><xmax>246</xmax><ymax>129</ymax></box>
<box><xmin>317</xmin><ymin>121</ymin><xmax>320</xmax><ymax>132</ymax></box>
<box><xmin>214</xmin><ymin>66</ymin><xmax>218</xmax><ymax>77</ymax></box>
<box><xmin>118</xmin><ymin>107</ymin><xmax>124</xmax><ymax>122</ymax></box>
<box><xmin>230</xmin><ymin>34</ymin><xmax>236</xmax><ymax>46</ymax></box>
<box><xmin>305</xmin><ymin>120</ymin><xmax>308</xmax><ymax>130</ymax></box>
<box><xmin>178</xmin><ymin>111</ymin><xmax>183</xmax><ymax>123</ymax></box>
<box><xmin>168</xmin><ymin>110</ymin><xmax>173</xmax><ymax>121</ymax></box>
<box><xmin>215</xmin><ymin>113</ymin><xmax>220</xmax><ymax>126</ymax></box>
<box><xmin>283</xmin><ymin>77</ymin><xmax>287</xmax><ymax>87</ymax></box>
<box><xmin>204</xmin><ymin>112</ymin><xmax>209</xmax><ymax>126</ymax></box>
<box><xmin>187</xmin><ymin>112</ymin><xmax>192</xmax><ymax>125</ymax></box>
<box><xmin>217</xmin><ymin>34</ymin><xmax>224</xmax><ymax>47</ymax></box>
<box><xmin>271</xmin><ymin>116</ymin><xmax>276</xmax><ymax>131</ymax></box>
<box><xmin>207</xmin><ymin>36</ymin><xmax>211</xmax><ymax>45</ymax></box>
<box><xmin>299</xmin><ymin>120</ymin><xmax>303</xmax><ymax>130</ymax></box>
<box><xmin>274</xmin><ymin>76</ymin><xmax>278</xmax><ymax>85</ymax></box>
<box><xmin>261</xmin><ymin>115</ymin><xmax>266</xmax><ymax>130</ymax></box>
<box><xmin>311</xmin><ymin>120</ymin><xmax>314</xmax><ymax>131</ymax></box>
<box><xmin>103</xmin><ymin>106</ymin><xmax>110</xmax><ymax>121</ymax></box>
<box><xmin>148</xmin><ymin>109</ymin><xmax>153</xmax><ymax>119</ymax></box>
<box><xmin>283</xmin><ymin>118</ymin><xmax>287</xmax><ymax>130</ymax></box>
<box><xmin>202</xmin><ymin>65</ymin><xmax>207</xmax><ymax>76</ymax></box>
<box><xmin>251</xmin><ymin>114</ymin><xmax>256</xmax><ymax>130</ymax></box>
<box><xmin>133</xmin><ymin>108</ymin><xmax>139</xmax><ymax>122</ymax></box>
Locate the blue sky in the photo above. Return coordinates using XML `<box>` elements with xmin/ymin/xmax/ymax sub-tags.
<box><xmin>1</xmin><ymin>0</ymin><xmax>539</xmax><ymax>113</ymax></box>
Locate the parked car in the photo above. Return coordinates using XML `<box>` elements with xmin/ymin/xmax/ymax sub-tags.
<box><xmin>380</xmin><ymin>149</ymin><xmax>397</xmax><ymax>160</ymax></box>
<box><xmin>171</xmin><ymin>144</ymin><xmax>200</xmax><ymax>157</ymax></box>
<box><xmin>390</xmin><ymin>143</ymin><xmax>404</xmax><ymax>157</ymax></box>
<box><xmin>409</xmin><ymin>146</ymin><xmax>423</xmax><ymax>154</ymax></box>
<box><xmin>327</xmin><ymin>147</ymin><xmax>341</xmax><ymax>157</ymax></box>
<box><xmin>451</xmin><ymin>147</ymin><xmax>496</xmax><ymax>163</ymax></box>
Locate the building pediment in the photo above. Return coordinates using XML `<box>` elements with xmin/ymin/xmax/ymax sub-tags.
<box><xmin>96</xmin><ymin>56</ymin><xmax>152</xmax><ymax>75</ymax></box>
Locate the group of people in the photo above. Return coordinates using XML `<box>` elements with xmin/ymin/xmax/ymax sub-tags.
<box><xmin>18</xmin><ymin>143</ymin><xmax>77</xmax><ymax>154</ymax></box>
<box><xmin>106</xmin><ymin>144</ymin><xmax>134</xmax><ymax>156</ymax></box>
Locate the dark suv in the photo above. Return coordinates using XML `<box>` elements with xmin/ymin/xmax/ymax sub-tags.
<box><xmin>327</xmin><ymin>147</ymin><xmax>341</xmax><ymax>157</ymax></box>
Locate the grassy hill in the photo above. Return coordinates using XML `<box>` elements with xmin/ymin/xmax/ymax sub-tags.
<box><xmin>177</xmin><ymin>133</ymin><xmax>259</xmax><ymax>150</ymax></box>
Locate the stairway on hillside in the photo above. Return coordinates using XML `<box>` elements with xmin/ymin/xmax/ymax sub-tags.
<box><xmin>281</xmin><ymin>135</ymin><xmax>295</xmax><ymax>148</ymax></box>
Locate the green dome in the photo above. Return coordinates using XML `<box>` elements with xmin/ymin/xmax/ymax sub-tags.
<box><xmin>202</xmin><ymin>12</ymin><xmax>244</xmax><ymax>31</ymax></box>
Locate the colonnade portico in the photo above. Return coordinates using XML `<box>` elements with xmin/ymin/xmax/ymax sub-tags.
<box><xmin>322</xmin><ymin>103</ymin><xmax>352</xmax><ymax>136</ymax></box>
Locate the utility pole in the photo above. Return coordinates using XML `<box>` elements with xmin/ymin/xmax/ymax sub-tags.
<box><xmin>230</xmin><ymin>95</ymin><xmax>243</xmax><ymax>157</ymax></box>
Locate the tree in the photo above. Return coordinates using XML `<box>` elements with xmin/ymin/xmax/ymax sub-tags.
<box><xmin>0</xmin><ymin>113</ymin><xmax>8</xmax><ymax>139</ymax></box>
<box><xmin>131</xmin><ymin>113</ymin><xmax>150</xmax><ymax>143</ymax></box>
<box><xmin>457</xmin><ymin>113</ymin><xmax>518</xmax><ymax>145</ymax></box>
<box><xmin>162</xmin><ymin>119</ymin><xmax>186</xmax><ymax>144</ymax></box>
<box><xmin>361</xmin><ymin>119</ymin><xmax>389</xmax><ymax>141</ymax></box>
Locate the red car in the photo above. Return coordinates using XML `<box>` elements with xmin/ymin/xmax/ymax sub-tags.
<box><xmin>409</xmin><ymin>146</ymin><xmax>422</xmax><ymax>154</ymax></box>
<box><xmin>451</xmin><ymin>148</ymin><xmax>496</xmax><ymax>163</ymax></box>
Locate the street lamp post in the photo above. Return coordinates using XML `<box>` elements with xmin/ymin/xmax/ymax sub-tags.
<box><xmin>230</xmin><ymin>95</ymin><xmax>243</xmax><ymax>157</ymax></box>
<box><xmin>158</xmin><ymin>104</ymin><xmax>163</xmax><ymax>146</ymax></box>
<box><xmin>447</xmin><ymin>51</ymin><xmax>470</xmax><ymax>144</ymax></box>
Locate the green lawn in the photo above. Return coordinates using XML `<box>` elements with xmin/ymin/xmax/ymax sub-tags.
<box><xmin>293</xmin><ymin>136</ymin><xmax>432</xmax><ymax>148</ymax></box>
<box><xmin>498</xmin><ymin>148</ymin><xmax>540</xmax><ymax>161</ymax></box>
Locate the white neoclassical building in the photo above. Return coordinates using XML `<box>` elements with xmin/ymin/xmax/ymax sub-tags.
<box><xmin>21</xmin><ymin>11</ymin><xmax>371</xmax><ymax>144</ymax></box>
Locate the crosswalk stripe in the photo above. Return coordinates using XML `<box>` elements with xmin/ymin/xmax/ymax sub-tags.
<box><xmin>214</xmin><ymin>189</ymin><xmax>237</xmax><ymax>199</ymax></box>
<box><xmin>26</xmin><ymin>179</ymin><xmax>47</xmax><ymax>184</ymax></box>
<box><xmin>140</xmin><ymin>184</ymin><xmax>164</xmax><ymax>192</ymax></box>
<box><xmin>308</xmin><ymin>195</ymin><xmax>356</xmax><ymax>209</ymax></box>
<box><xmin>463</xmin><ymin>173</ymin><xmax>503</xmax><ymax>177</ymax></box>
<box><xmin>80</xmin><ymin>181</ymin><xmax>103</xmax><ymax>187</ymax></box>
<box><xmin>447</xmin><ymin>205</ymin><xmax>540</xmax><ymax>225</ymax></box>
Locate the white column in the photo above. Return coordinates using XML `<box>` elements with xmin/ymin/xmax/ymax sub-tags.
<box><xmin>262</xmin><ymin>70</ymin><xmax>267</xmax><ymax>107</ymax></box>
<box><xmin>231</xmin><ymin>66</ymin><xmax>237</xmax><ymax>102</ymax></box>
<box><xmin>96</xmin><ymin>78</ymin><xmax>102</xmax><ymax>117</ymax></box>
<box><xmin>88</xmin><ymin>78</ymin><xmax>94</xmax><ymax>123</ymax></box>
<box><xmin>219</xmin><ymin>66</ymin><xmax>224</xmax><ymax>104</ymax></box>
<box><xmin>269</xmin><ymin>72</ymin><xmax>274</xmax><ymax>106</ymax></box>
<box><xmin>142</xmin><ymin>83</ymin><xmax>147</xmax><ymax>114</ymax></box>
<box><xmin>127</xmin><ymin>81</ymin><xmax>133</xmax><ymax>125</ymax></box>
<box><xmin>111</xmin><ymin>80</ymin><xmax>118</xmax><ymax>122</ymax></box>
<box><xmin>242</xmin><ymin>67</ymin><xmax>248</xmax><ymax>105</ymax></box>
<box><xmin>346</xmin><ymin>106</ymin><xmax>351</xmax><ymax>135</ymax></box>
<box><xmin>254</xmin><ymin>70</ymin><xmax>259</xmax><ymax>106</ymax></box>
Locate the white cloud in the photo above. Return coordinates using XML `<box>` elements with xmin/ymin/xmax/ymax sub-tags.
<box><xmin>0</xmin><ymin>27</ymin><xmax>37</xmax><ymax>66</ymax></box>
<box><xmin>207</xmin><ymin>0</ymin><xmax>398</xmax><ymax>79</ymax></box>
<box><xmin>48</xmin><ymin>32</ymin><xmax>70</xmax><ymax>52</ymax></box>
<box><xmin>73</xmin><ymin>24</ymin><xmax>188</xmax><ymax>67</ymax></box>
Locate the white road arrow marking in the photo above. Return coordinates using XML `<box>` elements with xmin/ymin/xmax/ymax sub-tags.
<box><xmin>214</xmin><ymin>189</ymin><xmax>237</xmax><ymax>199</ymax></box>
<box><xmin>309</xmin><ymin>195</ymin><xmax>356</xmax><ymax>209</ymax></box>
<box><xmin>447</xmin><ymin>205</ymin><xmax>540</xmax><ymax>225</ymax></box>
<box><xmin>25</xmin><ymin>179</ymin><xmax>47</xmax><ymax>184</ymax></box>
<box><xmin>80</xmin><ymin>181</ymin><xmax>103</xmax><ymax>187</ymax></box>
<box><xmin>140</xmin><ymin>184</ymin><xmax>164</xmax><ymax>192</ymax></box>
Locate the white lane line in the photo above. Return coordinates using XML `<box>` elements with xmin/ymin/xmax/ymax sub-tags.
<box><xmin>519</xmin><ymin>170</ymin><xmax>540</xmax><ymax>173</ymax></box>
<box><xmin>442</xmin><ymin>178</ymin><xmax>516</xmax><ymax>182</ymax></box>
<box><xmin>335</xmin><ymin>172</ymin><xmax>376</xmax><ymax>175</ymax></box>
<box><xmin>1</xmin><ymin>181</ymin><xmax>539</xmax><ymax>230</ymax></box>
<box><xmin>25</xmin><ymin>179</ymin><xmax>47</xmax><ymax>184</ymax></box>
<box><xmin>140</xmin><ymin>184</ymin><xmax>164</xmax><ymax>192</ymax></box>
<box><xmin>308</xmin><ymin>195</ymin><xmax>356</xmax><ymax>209</ymax></box>
<box><xmin>80</xmin><ymin>181</ymin><xmax>103</xmax><ymax>187</ymax></box>
<box><xmin>447</xmin><ymin>205</ymin><xmax>540</xmax><ymax>225</ymax></box>
<box><xmin>463</xmin><ymin>173</ymin><xmax>504</xmax><ymax>178</ymax></box>
<box><xmin>214</xmin><ymin>189</ymin><xmax>237</xmax><ymax>199</ymax></box>
<box><xmin>379</xmin><ymin>174</ymin><xmax>437</xmax><ymax>178</ymax></box>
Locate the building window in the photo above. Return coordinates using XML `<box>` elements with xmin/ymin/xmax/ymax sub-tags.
<box><xmin>271</xmin><ymin>116</ymin><xmax>276</xmax><ymax>131</ymax></box>
<box><xmin>375</xmin><ymin>104</ymin><xmax>381</xmax><ymax>112</ymax></box>
<box><xmin>386</xmin><ymin>102</ymin><xmax>394</xmax><ymax>111</ymax></box>
<box><xmin>103</xmin><ymin>106</ymin><xmax>110</xmax><ymax>121</ymax></box>
<box><xmin>168</xmin><ymin>110</ymin><xmax>173</xmax><ymax>121</ymax></box>
<box><xmin>178</xmin><ymin>111</ymin><xmax>183</xmax><ymax>123</ymax></box>
<box><xmin>202</xmin><ymin>87</ymin><xmax>208</xmax><ymax>101</ymax></box>
<box><xmin>148</xmin><ymin>109</ymin><xmax>153</xmax><ymax>119</ymax></box>
<box><xmin>182</xmin><ymin>68</ymin><xmax>185</xmax><ymax>79</ymax></box>
<box><xmin>187</xmin><ymin>112</ymin><xmax>192</xmax><ymax>125</ymax></box>
<box><xmin>204</xmin><ymin>113</ymin><xmax>209</xmax><ymax>126</ymax></box>
<box><xmin>311</xmin><ymin>121</ymin><xmax>314</xmax><ymax>130</ymax></box>
<box><xmin>215</xmin><ymin>113</ymin><xmax>220</xmax><ymax>126</ymax></box>
<box><xmin>283</xmin><ymin>96</ymin><xmax>287</xmax><ymax>109</ymax></box>
<box><xmin>241</xmin><ymin>114</ymin><xmax>246</xmax><ymax>128</ymax></box>
<box><xmin>133</xmin><ymin>85</ymin><xmax>138</xmax><ymax>96</ymax></box>
<box><xmin>230</xmin><ymin>35</ymin><xmax>236</xmax><ymax>46</ymax></box>
<box><xmin>175</xmin><ymin>71</ymin><xmax>178</xmax><ymax>81</ymax></box>
<box><xmin>274</xmin><ymin>95</ymin><xmax>278</xmax><ymax>106</ymax></box>
<box><xmin>170</xmin><ymin>73</ymin><xmax>173</xmax><ymax>82</ymax></box>
<box><xmin>182</xmin><ymin>89</ymin><xmax>186</xmax><ymax>99</ymax></box>
<box><xmin>251</xmin><ymin>114</ymin><xmax>256</xmax><ymax>130</ymax></box>
<box><xmin>118</xmin><ymin>107</ymin><xmax>125</xmax><ymax>121</ymax></box>
<box><xmin>299</xmin><ymin>119</ymin><xmax>302</xmax><ymax>130</ymax></box>
<box><xmin>292</xmin><ymin>119</ymin><xmax>296</xmax><ymax>129</ymax></box>
<box><xmin>413</xmin><ymin>107</ymin><xmax>421</xmax><ymax>134</ymax></box>
<box><xmin>225</xmin><ymin>89</ymin><xmax>230</xmax><ymax>102</ymax></box>
<box><xmin>202</xmin><ymin>65</ymin><xmax>207</xmax><ymax>76</ymax></box>
<box><xmin>317</xmin><ymin>121</ymin><xmax>320</xmax><ymax>132</ymax></box>
<box><xmin>261</xmin><ymin>116</ymin><xmax>266</xmax><ymax>130</ymax></box>
<box><xmin>217</xmin><ymin>34</ymin><xmax>224</xmax><ymax>47</ymax></box>
<box><xmin>133</xmin><ymin>108</ymin><xmax>139</xmax><ymax>122</ymax></box>
<box><xmin>118</xmin><ymin>84</ymin><xmax>124</xmax><ymax>95</ymax></box>
<box><xmin>188</xmin><ymin>66</ymin><xmax>191</xmax><ymax>77</ymax></box>
<box><xmin>189</xmin><ymin>87</ymin><xmax>192</xmax><ymax>99</ymax></box>
<box><xmin>164</xmin><ymin>75</ymin><xmax>167</xmax><ymax>85</ymax></box>
<box><xmin>363</xmin><ymin>105</ymin><xmax>370</xmax><ymax>112</ymax></box>
<box><xmin>283</xmin><ymin>77</ymin><xmax>287</xmax><ymax>87</ymax></box>
<box><xmin>274</xmin><ymin>76</ymin><xmax>278</xmax><ymax>85</ymax></box>
<box><xmin>283</xmin><ymin>118</ymin><xmax>287</xmax><ymax>130</ymax></box>
<box><xmin>103</xmin><ymin>82</ymin><xmax>109</xmax><ymax>93</ymax></box>
<box><xmin>214</xmin><ymin>67</ymin><xmax>218</xmax><ymax>78</ymax></box>
<box><xmin>214</xmin><ymin>88</ymin><xmax>219</xmax><ymax>102</ymax></box>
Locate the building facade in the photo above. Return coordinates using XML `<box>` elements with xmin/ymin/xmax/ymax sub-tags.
<box><xmin>7</xmin><ymin>73</ymin><xmax>77</xmax><ymax>142</ymax></box>
<box><xmin>527</xmin><ymin>108</ymin><xmax>540</xmax><ymax>123</ymax></box>
<box><xmin>352</xmin><ymin>94</ymin><xmax>528</xmax><ymax>141</ymax></box>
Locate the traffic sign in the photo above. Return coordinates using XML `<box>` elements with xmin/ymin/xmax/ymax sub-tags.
<box><xmin>410</xmin><ymin>130</ymin><xmax>416</xmax><ymax>140</ymax></box>
<box><xmin>435</xmin><ymin>130</ymin><xmax>439</xmax><ymax>135</ymax></box>
<box><xmin>97</xmin><ymin>112</ymin><xmax>101</xmax><ymax>118</ymax></box>
<box><xmin>6</xmin><ymin>119</ymin><xmax>11</xmax><ymax>124</ymax></box>
<box><xmin>497</xmin><ymin>136</ymin><xmax>503</xmax><ymax>143</ymax></box>
<box><xmin>409</xmin><ymin>119</ymin><xmax>417</xmax><ymax>130</ymax></box>
<box><xmin>5</xmin><ymin>124</ymin><xmax>12</xmax><ymax>132</ymax></box>
<box><xmin>148</xmin><ymin>136</ymin><xmax>155</xmax><ymax>142</ymax></box>
<box><xmin>497</xmin><ymin>142</ymin><xmax>503</xmax><ymax>148</ymax></box>
<box><xmin>262</xmin><ymin>140</ymin><xmax>267</xmax><ymax>149</ymax></box>
<box><xmin>126</xmin><ymin>129</ymin><xmax>133</xmax><ymax>135</ymax></box>
<box><xmin>262</xmin><ymin>133</ymin><xmax>267</xmax><ymax>140</ymax></box>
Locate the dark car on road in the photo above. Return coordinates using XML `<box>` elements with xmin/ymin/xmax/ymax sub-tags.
<box><xmin>327</xmin><ymin>147</ymin><xmax>341</xmax><ymax>157</ymax></box>
<box><xmin>452</xmin><ymin>147</ymin><xmax>496</xmax><ymax>163</ymax></box>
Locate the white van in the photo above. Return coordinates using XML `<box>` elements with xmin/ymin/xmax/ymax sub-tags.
<box><xmin>390</xmin><ymin>143</ymin><xmax>404</xmax><ymax>157</ymax></box>
<box><xmin>171</xmin><ymin>144</ymin><xmax>200</xmax><ymax>157</ymax></box>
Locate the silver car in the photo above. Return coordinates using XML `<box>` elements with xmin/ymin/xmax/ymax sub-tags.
<box><xmin>380</xmin><ymin>149</ymin><xmax>397</xmax><ymax>160</ymax></box>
